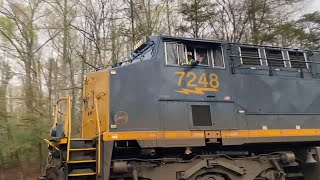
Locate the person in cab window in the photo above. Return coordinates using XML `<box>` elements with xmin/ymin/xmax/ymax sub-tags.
<box><xmin>183</xmin><ymin>51</ymin><xmax>203</xmax><ymax>66</ymax></box>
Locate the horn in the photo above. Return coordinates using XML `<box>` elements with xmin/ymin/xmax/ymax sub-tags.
<box><xmin>305</xmin><ymin>152</ymin><xmax>317</xmax><ymax>164</ymax></box>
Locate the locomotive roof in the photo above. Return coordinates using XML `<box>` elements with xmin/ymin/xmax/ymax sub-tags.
<box><xmin>109</xmin><ymin>35</ymin><xmax>319</xmax><ymax>69</ymax></box>
<box><xmin>159</xmin><ymin>35</ymin><xmax>320</xmax><ymax>52</ymax></box>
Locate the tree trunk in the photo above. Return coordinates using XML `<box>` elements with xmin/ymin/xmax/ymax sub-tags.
<box><xmin>25</xmin><ymin>56</ymin><xmax>34</xmax><ymax>113</ymax></box>
<box><xmin>62</xmin><ymin>0</ymin><xmax>69</xmax><ymax>89</ymax></box>
<box><xmin>48</xmin><ymin>58</ymin><xmax>53</xmax><ymax>114</ymax></box>
<box><xmin>194</xmin><ymin>0</ymin><xmax>199</xmax><ymax>38</ymax></box>
<box><xmin>130</xmin><ymin>0</ymin><xmax>135</xmax><ymax>49</ymax></box>
<box><xmin>166</xmin><ymin>0</ymin><xmax>171</xmax><ymax>36</ymax></box>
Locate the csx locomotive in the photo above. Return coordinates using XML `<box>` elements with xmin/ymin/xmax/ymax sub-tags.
<box><xmin>42</xmin><ymin>36</ymin><xmax>320</xmax><ymax>180</ymax></box>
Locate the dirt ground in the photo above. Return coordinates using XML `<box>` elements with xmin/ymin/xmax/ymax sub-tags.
<box><xmin>0</xmin><ymin>164</ymin><xmax>40</xmax><ymax>180</ymax></box>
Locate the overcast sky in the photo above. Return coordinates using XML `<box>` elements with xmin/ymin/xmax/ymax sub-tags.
<box><xmin>309</xmin><ymin>0</ymin><xmax>320</xmax><ymax>12</ymax></box>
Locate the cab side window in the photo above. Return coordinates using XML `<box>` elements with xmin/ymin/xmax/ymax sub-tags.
<box><xmin>165</xmin><ymin>42</ymin><xmax>187</xmax><ymax>65</ymax></box>
<box><xmin>212</xmin><ymin>47</ymin><xmax>225</xmax><ymax>68</ymax></box>
<box><xmin>165</xmin><ymin>42</ymin><xmax>225</xmax><ymax>68</ymax></box>
<box><xmin>178</xmin><ymin>44</ymin><xmax>187</xmax><ymax>64</ymax></box>
<box><xmin>195</xmin><ymin>48</ymin><xmax>209</xmax><ymax>66</ymax></box>
<box><xmin>165</xmin><ymin>42</ymin><xmax>178</xmax><ymax>64</ymax></box>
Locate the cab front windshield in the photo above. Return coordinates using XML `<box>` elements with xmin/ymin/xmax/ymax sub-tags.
<box><xmin>131</xmin><ymin>40</ymin><xmax>155</xmax><ymax>63</ymax></box>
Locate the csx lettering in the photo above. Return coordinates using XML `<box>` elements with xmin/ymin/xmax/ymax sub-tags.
<box><xmin>175</xmin><ymin>71</ymin><xmax>219</xmax><ymax>89</ymax></box>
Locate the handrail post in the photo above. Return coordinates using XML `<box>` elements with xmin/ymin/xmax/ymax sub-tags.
<box><xmin>52</xmin><ymin>103</ymin><xmax>59</xmax><ymax>128</ymax></box>
<box><xmin>66</xmin><ymin>96</ymin><xmax>71</xmax><ymax>162</ymax></box>
<box><xmin>94</xmin><ymin>97</ymin><xmax>101</xmax><ymax>176</ymax></box>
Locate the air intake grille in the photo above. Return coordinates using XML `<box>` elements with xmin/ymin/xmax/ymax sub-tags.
<box><xmin>191</xmin><ymin>105</ymin><xmax>212</xmax><ymax>126</ymax></box>
<box><xmin>240</xmin><ymin>47</ymin><xmax>261</xmax><ymax>65</ymax></box>
<box><xmin>289</xmin><ymin>51</ymin><xmax>307</xmax><ymax>68</ymax></box>
<box><xmin>267</xmin><ymin>50</ymin><xmax>285</xmax><ymax>67</ymax></box>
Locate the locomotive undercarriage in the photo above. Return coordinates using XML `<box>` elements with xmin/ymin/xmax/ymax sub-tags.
<box><xmin>41</xmin><ymin>139</ymin><xmax>320</xmax><ymax>180</ymax></box>
<box><xmin>110</xmin><ymin>141</ymin><xmax>320</xmax><ymax>180</ymax></box>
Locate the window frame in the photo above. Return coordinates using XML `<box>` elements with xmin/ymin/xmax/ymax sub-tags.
<box><xmin>165</xmin><ymin>42</ymin><xmax>190</xmax><ymax>65</ymax></box>
<box><xmin>304</xmin><ymin>52</ymin><xmax>310</xmax><ymax>69</ymax></box>
<box><xmin>239</xmin><ymin>46</ymin><xmax>243</xmax><ymax>64</ymax></box>
<box><xmin>282</xmin><ymin>50</ymin><xmax>291</xmax><ymax>68</ymax></box>
<box><xmin>164</xmin><ymin>41</ymin><xmax>226</xmax><ymax>69</ymax></box>
<box><xmin>178</xmin><ymin>43</ymin><xmax>187</xmax><ymax>65</ymax></box>
<box><xmin>194</xmin><ymin>48</ymin><xmax>210</xmax><ymax>66</ymax></box>
<box><xmin>211</xmin><ymin>46</ymin><xmax>225</xmax><ymax>69</ymax></box>
<box><xmin>132</xmin><ymin>44</ymin><xmax>155</xmax><ymax>63</ymax></box>
<box><xmin>164</xmin><ymin>42</ymin><xmax>179</xmax><ymax>65</ymax></box>
<box><xmin>263</xmin><ymin>49</ymin><xmax>268</xmax><ymax>66</ymax></box>
<box><xmin>258</xmin><ymin>48</ymin><xmax>262</xmax><ymax>65</ymax></box>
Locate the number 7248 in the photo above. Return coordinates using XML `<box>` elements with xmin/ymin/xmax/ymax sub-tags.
<box><xmin>175</xmin><ymin>71</ymin><xmax>219</xmax><ymax>89</ymax></box>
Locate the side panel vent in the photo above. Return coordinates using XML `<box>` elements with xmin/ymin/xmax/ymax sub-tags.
<box><xmin>267</xmin><ymin>49</ymin><xmax>285</xmax><ymax>67</ymax></box>
<box><xmin>191</xmin><ymin>105</ymin><xmax>212</xmax><ymax>126</ymax></box>
<box><xmin>289</xmin><ymin>51</ymin><xmax>307</xmax><ymax>68</ymax></box>
<box><xmin>240</xmin><ymin>47</ymin><xmax>261</xmax><ymax>65</ymax></box>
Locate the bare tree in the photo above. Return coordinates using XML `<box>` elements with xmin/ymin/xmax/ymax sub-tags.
<box><xmin>0</xmin><ymin>0</ymin><xmax>59</xmax><ymax>113</ymax></box>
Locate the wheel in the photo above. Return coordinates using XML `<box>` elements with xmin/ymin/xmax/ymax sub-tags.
<box><xmin>195</xmin><ymin>174</ymin><xmax>226</xmax><ymax>180</ymax></box>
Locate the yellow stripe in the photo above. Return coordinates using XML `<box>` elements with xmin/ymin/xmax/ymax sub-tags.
<box><xmin>103</xmin><ymin>129</ymin><xmax>320</xmax><ymax>141</ymax></box>
<box><xmin>103</xmin><ymin>131</ymin><xmax>204</xmax><ymax>141</ymax></box>
<box><xmin>70</xmin><ymin>138</ymin><xmax>93</xmax><ymax>141</ymax></box>
<box><xmin>69</xmin><ymin>148</ymin><xmax>96</xmax><ymax>151</ymax></box>
<box><xmin>68</xmin><ymin>160</ymin><xmax>96</xmax><ymax>164</ymax></box>
<box><xmin>68</xmin><ymin>172</ymin><xmax>96</xmax><ymax>177</ymax></box>
<box><xmin>220</xmin><ymin>129</ymin><xmax>320</xmax><ymax>138</ymax></box>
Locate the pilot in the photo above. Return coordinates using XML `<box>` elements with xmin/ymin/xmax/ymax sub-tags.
<box><xmin>186</xmin><ymin>51</ymin><xmax>203</xmax><ymax>66</ymax></box>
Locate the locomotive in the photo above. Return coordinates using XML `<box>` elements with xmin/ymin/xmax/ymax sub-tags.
<box><xmin>41</xmin><ymin>36</ymin><xmax>320</xmax><ymax>180</ymax></box>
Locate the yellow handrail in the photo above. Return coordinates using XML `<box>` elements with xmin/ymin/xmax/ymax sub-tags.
<box><xmin>52</xmin><ymin>96</ymin><xmax>72</xmax><ymax>162</ymax></box>
<box><xmin>44</xmin><ymin>139</ymin><xmax>60</xmax><ymax>151</ymax></box>
<box><xmin>52</xmin><ymin>97</ymin><xmax>71</xmax><ymax>139</ymax></box>
<box><xmin>67</xmin><ymin>96</ymin><xmax>72</xmax><ymax>162</ymax></box>
<box><xmin>52</xmin><ymin>97</ymin><xmax>68</xmax><ymax>128</ymax></box>
<box><xmin>94</xmin><ymin>96</ymin><xmax>101</xmax><ymax>176</ymax></box>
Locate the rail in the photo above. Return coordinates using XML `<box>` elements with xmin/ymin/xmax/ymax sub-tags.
<box><xmin>230</xmin><ymin>53</ymin><xmax>320</xmax><ymax>77</ymax></box>
<box><xmin>230</xmin><ymin>55</ymin><xmax>320</xmax><ymax>64</ymax></box>
<box><xmin>64</xmin><ymin>96</ymin><xmax>72</xmax><ymax>162</ymax></box>
<box><xmin>53</xmin><ymin>96</ymin><xmax>72</xmax><ymax>162</ymax></box>
<box><xmin>94</xmin><ymin>96</ymin><xmax>101</xmax><ymax>176</ymax></box>
<box><xmin>52</xmin><ymin>96</ymin><xmax>72</xmax><ymax>140</ymax></box>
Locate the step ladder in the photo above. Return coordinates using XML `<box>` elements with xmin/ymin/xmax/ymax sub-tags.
<box><xmin>50</xmin><ymin>96</ymin><xmax>102</xmax><ymax>179</ymax></box>
<box><xmin>67</xmin><ymin>139</ymin><xmax>98</xmax><ymax>180</ymax></box>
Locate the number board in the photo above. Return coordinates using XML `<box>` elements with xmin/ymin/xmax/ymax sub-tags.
<box><xmin>175</xmin><ymin>71</ymin><xmax>220</xmax><ymax>95</ymax></box>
